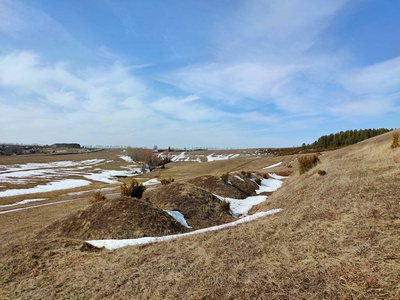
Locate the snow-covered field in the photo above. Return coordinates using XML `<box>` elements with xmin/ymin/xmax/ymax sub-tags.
<box><xmin>0</xmin><ymin>179</ymin><xmax>91</xmax><ymax>197</ymax></box>
<box><xmin>0</xmin><ymin>156</ymin><xmax>142</xmax><ymax>197</ymax></box>
<box><xmin>162</xmin><ymin>152</ymin><xmax>242</xmax><ymax>163</ymax></box>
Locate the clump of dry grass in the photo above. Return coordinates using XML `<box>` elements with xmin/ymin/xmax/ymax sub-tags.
<box><xmin>317</xmin><ymin>169</ymin><xmax>326</xmax><ymax>176</ymax></box>
<box><xmin>160</xmin><ymin>176</ymin><xmax>175</xmax><ymax>185</ymax></box>
<box><xmin>219</xmin><ymin>200</ymin><xmax>231</xmax><ymax>213</ymax></box>
<box><xmin>298</xmin><ymin>154</ymin><xmax>320</xmax><ymax>174</ymax></box>
<box><xmin>89</xmin><ymin>191</ymin><xmax>106</xmax><ymax>204</ymax></box>
<box><xmin>390</xmin><ymin>131</ymin><xmax>399</xmax><ymax>148</ymax></box>
<box><xmin>220</xmin><ymin>172</ymin><xmax>229</xmax><ymax>182</ymax></box>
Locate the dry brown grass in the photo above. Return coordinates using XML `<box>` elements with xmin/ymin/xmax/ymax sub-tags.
<box><xmin>188</xmin><ymin>174</ymin><xmax>257</xmax><ymax>199</ymax></box>
<box><xmin>88</xmin><ymin>190</ymin><xmax>106</xmax><ymax>203</ymax></box>
<box><xmin>391</xmin><ymin>130</ymin><xmax>399</xmax><ymax>148</ymax></box>
<box><xmin>143</xmin><ymin>182</ymin><xmax>234</xmax><ymax>229</ymax></box>
<box><xmin>39</xmin><ymin>197</ymin><xmax>187</xmax><ymax>240</ymax></box>
<box><xmin>1</xmin><ymin>135</ymin><xmax>399</xmax><ymax>299</ymax></box>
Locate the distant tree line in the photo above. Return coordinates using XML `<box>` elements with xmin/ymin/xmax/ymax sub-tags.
<box><xmin>52</xmin><ymin>143</ymin><xmax>81</xmax><ymax>149</ymax></box>
<box><xmin>312</xmin><ymin>128</ymin><xmax>391</xmax><ymax>149</ymax></box>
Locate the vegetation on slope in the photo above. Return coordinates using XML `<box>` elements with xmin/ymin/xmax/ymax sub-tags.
<box><xmin>188</xmin><ymin>174</ymin><xmax>258</xmax><ymax>199</ymax></box>
<box><xmin>312</xmin><ymin>128</ymin><xmax>391</xmax><ymax>149</ymax></box>
<box><xmin>1</xmin><ymin>131</ymin><xmax>399</xmax><ymax>299</ymax></box>
<box><xmin>143</xmin><ymin>182</ymin><xmax>235</xmax><ymax>229</ymax></box>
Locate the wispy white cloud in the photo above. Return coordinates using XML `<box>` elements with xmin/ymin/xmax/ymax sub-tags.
<box><xmin>0</xmin><ymin>51</ymin><xmax>269</xmax><ymax>147</ymax></box>
<box><xmin>161</xmin><ymin>0</ymin><xmax>400</xmax><ymax>126</ymax></box>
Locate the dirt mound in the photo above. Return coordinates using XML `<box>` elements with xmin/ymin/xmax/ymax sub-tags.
<box><xmin>39</xmin><ymin>197</ymin><xmax>187</xmax><ymax>240</ymax></box>
<box><xmin>188</xmin><ymin>174</ymin><xmax>258</xmax><ymax>199</ymax></box>
<box><xmin>143</xmin><ymin>182</ymin><xmax>234</xmax><ymax>229</ymax></box>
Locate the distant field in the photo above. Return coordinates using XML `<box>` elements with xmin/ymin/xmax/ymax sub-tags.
<box><xmin>0</xmin><ymin>148</ymin><xmax>294</xmax><ymax>245</ymax></box>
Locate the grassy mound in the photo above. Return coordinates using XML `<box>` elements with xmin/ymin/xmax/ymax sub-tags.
<box><xmin>188</xmin><ymin>174</ymin><xmax>257</xmax><ymax>199</ymax></box>
<box><xmin>143</xmin><ymin>182</ymin><xmax>234</xmax><ymax>229</ymax></box>
<box><xmin>39</xmin><ymin>197</ymin><xmax>187</xmax><ymax>240</ymax></box>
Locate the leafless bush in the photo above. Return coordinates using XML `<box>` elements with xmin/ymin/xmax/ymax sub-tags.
<box><xmin>127</xmin><ymin>147</ymin><xmax>162</xmax><ymax>171</ymax></box>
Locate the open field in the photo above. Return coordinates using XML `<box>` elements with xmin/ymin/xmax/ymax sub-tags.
<box><xmin>1</xmin><ymin>132</ymin><xmax>399</xmax><ymax>299</ymax></box>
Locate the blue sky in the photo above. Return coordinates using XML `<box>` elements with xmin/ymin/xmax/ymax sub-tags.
<box><xmin>0</xmin><ymin>0</ymin><xmax>399</xmax><ymax>148</ymax></box>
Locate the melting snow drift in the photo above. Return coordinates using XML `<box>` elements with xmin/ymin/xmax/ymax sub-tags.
<box><xmin>0</xmin><ymin>179</ymin><xmax>92</xmax><ymax>197</ymax></box>
<box><xmin>164</xmin><ymin>210</ymin><xmax>192</xmax><ymax>228</ymax></box>
<box><xmin>263</xmin><ymin>162</ymin><xmax>282</xmax><ymax>169</ymax></box>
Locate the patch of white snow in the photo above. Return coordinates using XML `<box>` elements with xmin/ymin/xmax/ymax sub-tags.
<box><xmin>0</xmin><ymin>198</ymin><xmax>48</xmax><ymax>208</ymax></box>
<box><xmin>164</xmin><ymin>210</ymin><xmax>192</xmax><ymax>228</ymax></box>
<box><xmin>262</xmin><ymin>162</ymin><xmax>282</xmax><ymax>169</ymax></box>
<box><xmin>255</xmin><ymin>178</ymin><xmax>283</xmax><ymax>194</ymax></box>
<box><xmin>0</xmin><ymin>179</ymin><xmax>92</xmax><ymax>197</ymax></box>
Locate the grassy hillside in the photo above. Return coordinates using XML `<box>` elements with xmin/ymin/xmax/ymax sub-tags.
<box><xmin>1</xmin><ymin>131</ymin><xmax>399</xmax><ymax>299</ymax></box>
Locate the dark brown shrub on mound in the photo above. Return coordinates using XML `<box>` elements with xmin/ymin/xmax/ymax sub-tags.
<box><xmin>188</xmin><ymin>175</ymin><xmax>257</xmax><ymax>199</ymax></box>
<box><xmin>39</xmin><ymin>197</ymin><xmax>187</xmax><ymax>240</ymax></box>
<box><xmin>143</xmin><ymin>182</ymin><xmax>235</xmax><ymax>229</ymax></box>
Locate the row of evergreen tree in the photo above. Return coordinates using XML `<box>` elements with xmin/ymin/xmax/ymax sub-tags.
<box><xmin>312</xmin><ymin>128</ymin><xmax>391</xmax><ymax>149</ymax></box>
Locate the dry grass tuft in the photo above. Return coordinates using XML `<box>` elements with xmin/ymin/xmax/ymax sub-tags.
<box><xmin>220</xmin><ymin>172</ymin><xmax>230</xmax><ymax>182</ymax></box>
<box><xmin>298</xmin><ymin>154</ymin><xmax>320</xmax><ymax>174</ymax></box>
<box><xmin>160</xmin><ymin>176</ymin><xmax>175</xmax><ymax>185</ymax></box>
<box><xmin>317</xmin><ymin>169</ymin><xmax>326</xmax><ymax>176</ymax></box>
<box><xmin>390</xmin><ymin>131</ymin><xmax>399</xmax><ymax>148</ymax></box>
<box><xmin>89</xmin><ymin>190</ymin><xmax>106</xmax><ymax>204</ymax></box>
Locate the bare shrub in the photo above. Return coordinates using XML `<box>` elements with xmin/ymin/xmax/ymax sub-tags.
<box><xmin>298</xmin><ymin>155</ymin><xmax>320</xmax><ymax>174</ymax></box>
<box><xmin>241</xmin><ymin>170</ymin><xmax>246</xmax><ymax>176</ymax></box>
<box><xmin>390</xmin><ymin>131</ymin><xmax>399</xmax><ymax>149</ymax></box>
<box><xmin>317</xmin><ymin>169</ymin><xmax>327</xmax><ymax>176</ymax></box>
<box><xmin>246</xmin><ymin>171</ymin><xmax>252</xmax><ymax>178</ymax></box>
<box><xmin>120</xmin><ymin>179</ymin><xmax>146</xmax><ymax>199</ymax></box>
<box><xmin>89</xmin><ymin>191</ymin><xmax>106</xmax><ymax>204</ymax></box>
<box><xmin>262</xmin><ymin>173</ymin><xmax>268</xmax><ymax>179</ymax></box>
<box><xmin>255</xmin><ymin>178</ymin><xmax>262</xmax><ymax>185</ymax></box>
<box><xmin>161</xmin><ymin>176</ymin><xmax>175</xmax><ymax>185</ymax></box>
<box><xmin>126</xmin><ymin>147</ymin><xmax>162</xmax><ymax>171</ymax></box>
